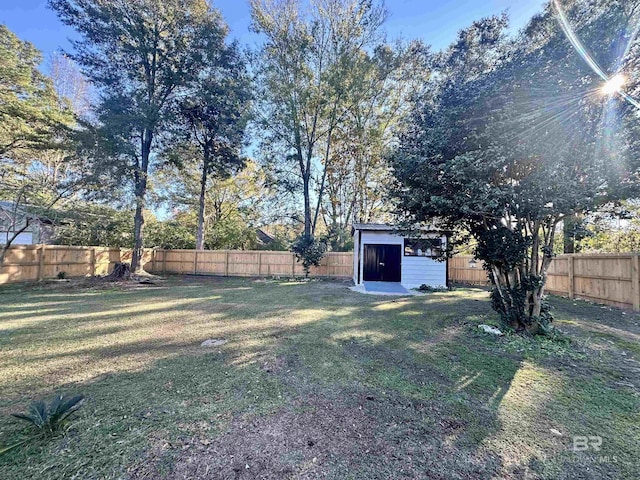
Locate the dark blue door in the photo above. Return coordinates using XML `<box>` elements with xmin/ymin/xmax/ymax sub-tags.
<box><xmin>363</xmin><ymin>244</ymin><xmax>401</xmax><ymax>282</ymax></box>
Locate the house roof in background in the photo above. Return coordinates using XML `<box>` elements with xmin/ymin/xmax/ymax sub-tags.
<box><xmin>0</xmin><ymin>201</ymin><xmax>55</xmax><ymax>224</ymax></box>
<box><xmin>256</xmin><ymin>228</ymin><xmax>275</xmax><ymax>245</ymax></box>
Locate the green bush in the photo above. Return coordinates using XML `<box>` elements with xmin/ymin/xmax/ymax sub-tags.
<box><xmin>291</xmin><ymin>235</ymin><xmax>327</xmax><ymax>277</ymax></box>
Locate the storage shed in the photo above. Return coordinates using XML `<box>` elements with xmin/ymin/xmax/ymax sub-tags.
<box><xmin>352</xmin><ymin>223</ymin><xmax>448</xmax><ymax>289</ymax></box>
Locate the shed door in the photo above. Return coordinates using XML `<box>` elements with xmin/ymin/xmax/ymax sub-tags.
<box><xmin>363</xmin><ymin>244</ymin><xmax>401</xmax><ymax>282</ymax></box>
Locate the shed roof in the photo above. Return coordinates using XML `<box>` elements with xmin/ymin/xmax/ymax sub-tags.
<box><xmin>351</xmin><ymin>222</ymin><xmax>449</xmax><ymax>235</ymax></box>
<box><xmin>351</xmin><ymin>223</ymin><xmax>394</xmax><ymax>231</ymax></box>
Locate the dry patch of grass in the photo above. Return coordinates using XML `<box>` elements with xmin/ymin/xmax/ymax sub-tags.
<box><xmin>0</xmin><ymin>277</ymin><xmax>639</xmax><ymax>479</ymax></box>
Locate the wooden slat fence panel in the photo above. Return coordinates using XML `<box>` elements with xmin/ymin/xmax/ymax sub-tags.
<box><xmin>0</xmin><ymin>245</ymin><xmax>122</xmax><ymax>285</ymax></box>
<box><xmin>448</xmin><ymin>254</ymin><xmax>640</xmax><ymax>311</ymax></box>
<box><xmin>447</xmin><ymin>255</ymin><xmax>489</xmax><ymax>286</ymax></box>
<box><xmin>148</xmin><ymin>249</ymin><xmax>354</xmax><ymax>279</ymax></box>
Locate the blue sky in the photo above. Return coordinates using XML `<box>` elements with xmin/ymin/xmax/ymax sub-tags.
<box><xmin>2</xmin><ymin>0</ymin><xmax>548</xmax><ymax>66</ymax></box>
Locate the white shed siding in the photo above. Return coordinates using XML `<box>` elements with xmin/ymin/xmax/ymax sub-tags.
<box><xmin>401</xmin><ymin>256</ymin><xmax>447</xmax><ymax>289</ymax></box>
<box><xmin>352</xmin><ymin>230</ymin><xmax>360</xmax><ymax>284</ymax></box>
<box><xmin>356</xmin><ymin>230</ymin><xmax>447</xmax><ymax>288</ymax></box>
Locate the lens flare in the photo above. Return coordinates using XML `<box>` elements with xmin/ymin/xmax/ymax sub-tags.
<box><xmin>602</xmin><ymin>74</ymin><xmax>626</xmax><ymax>96</ymax></box>
<box><xmin>553</xmin><ymin>0</ymin><xmax>640</xmax><ymax>110</ymax></box>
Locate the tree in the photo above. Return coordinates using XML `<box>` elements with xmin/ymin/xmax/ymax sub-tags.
<box><xmin>166</xmin><ymin>40</ymin><xmax>252</xmax><ymax>250</ymax></box>
<box><xmin>291</xmin><ymin>234</ymin><xmax>326</xmax><ymax>277</ymax></box>
<box><xmin>50</xmin><ymin>0</ymin><xmax>228</xmax><ymax>272</ymax></box>
<box><xmin>391</xmin><ymin>3</ymin><xmax>640</xmax><ymax>334</ymax></box>
<box><xmin>0</xmin><ymin>26</ymin><xmax>84</xmax><ymax>264</ymax></box>
<box><xmin>320</xmin><ymin>41</ymin><xmax>431</xmax><ymax>249</ymax></box>
<box><xmin>51</xmin><ymin>202</ymin><xmax>135</xmax><ymax>247</ymax></box>
<box><xmin>144</xmin><ymin>214</ymin><xmax>196</xmax><ymax>249</ymax></box>
<box><xmin>0</xmin><ymin>25</ymin><xmax>70</xmax><ymax>159</ymax></box>
<box><xmin>154</xmin><ymin>159</ymin><xmax>275</xmax><ymax>250</ymax></box>
<box><xmin>250</xmin><ymin>0</ymin><xmax>387</xmax><ymax>240</ymax></box>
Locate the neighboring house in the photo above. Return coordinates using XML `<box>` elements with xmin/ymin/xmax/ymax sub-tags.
<box><xmin>256</xmin><ymin>228</ymin><xmax>276</xmax><ymax>248</ymax></box>
<box><xmin>352</xmin><ymin>223</ymin><xmax>448</xmax><ymax>289</ymax></box>
<box><xmin>0</xmin><ymin>201</ymin><xmax>55</xmax><ymax>245</ymax></box>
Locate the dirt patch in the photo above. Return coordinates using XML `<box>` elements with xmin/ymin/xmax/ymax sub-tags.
<box><xmin>128</xmin><ymin>390</ymin><xmax>503</xmax><ymax>480</ymax></box>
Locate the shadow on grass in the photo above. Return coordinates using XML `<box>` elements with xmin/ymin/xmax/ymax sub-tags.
<box><xmin>0</xmin><ymin>277</ymin><xmax>636</xmax><ymax>479</ymax></box>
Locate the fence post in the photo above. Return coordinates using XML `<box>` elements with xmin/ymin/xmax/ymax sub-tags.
<box><xmin>632</xmin><ymin>254</ymin><xmax>640</xmax><ymax>312</ymax></box>
<box><xmin>291</xmin><ymin>253</ymin><xmax>296</xmax><ymax>277</ymax></box>
<box><xmin>150</xmin><ymin>248</ymin><xmax>156</xmax><ymax>272</ymax></box>
<box><xmin>224</xmin><ymin>250</ymin><xmax>229</xmax><ymax>277</ymax></box>
<box><xmin>37</xmin><ymin>245</ymin><xmax>45</xmax><ymax>281</ymax></box>
<box><xmin>90</xmin><ymin>247</ymin><xmax>96</xmax><ymax>277</ymax></box>
<box><xmin>193</xmin><ymin>250</ymin><xmax>198</xmax><ymax>275</ymax></box>
<box><xmin>258</xmin><ymin>251</ymin><xmax>262</xmax><ymax>276</ymax></box>
<box><xmin>567</xmin><ymin>256</ymin><xmax>575</xmax><ymax>299</ymax></box>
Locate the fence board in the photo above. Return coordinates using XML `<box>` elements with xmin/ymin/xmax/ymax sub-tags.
<box><xmin>147</xmin><ymin>249</ymin><xmax>354</xmax><ymax>279</ymax></box>
<box><xmin>448</xmin><ymin>254</ymin><xmax>640</xmax><ymax>311</ymax></box>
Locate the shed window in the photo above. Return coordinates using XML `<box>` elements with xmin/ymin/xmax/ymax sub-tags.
<box><xmin>404</xmin><ymin>238</ymin><xmax>442</xmax><ymax>257</ymax></box>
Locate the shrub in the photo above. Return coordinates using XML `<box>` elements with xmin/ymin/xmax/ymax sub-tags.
<box><xmin>57</xmin><ymin>271</ymin><xmax>67</xmax><ymax>279</ymax></box>
<box><xmin>417</xmin><ymin>284</ymin><xmax>448</xmax><ymax>293</ymax></box>
<box><xmin>291</xmin><ymin>235</ymin><xmax>327</xmax><ymax>277</ymax></box>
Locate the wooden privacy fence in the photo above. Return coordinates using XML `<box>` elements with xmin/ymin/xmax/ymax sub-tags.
<box><xmin>0</xmin><ymin>245</ymin><xmax>353</xmax><ymax>285</ymax></box>
<box><xmin>447</xmin><ymin>255</ymin><xmax>490</xmax><ymax>286</ymax></box>
<box><xmin>3</xmin><ymin>246</ymin><xmax>639</xmax><ymax>311</ymax></box>
<box><xmin>0</xmin><ymin>245</ymin><xmax>122</xmax><ymax>284</ymax></box>
<box><xmin>449</xmin><ymin>254</ymin><xmax>640</xmax><ymax>311</ymax></box>
<box><xmin>146</xmin><ymin>249</ymin><xmax>353</xmax><ymax>278</ymax></box>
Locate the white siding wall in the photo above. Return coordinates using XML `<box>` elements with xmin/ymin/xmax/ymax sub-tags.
<box><xmin>356</xmin><ymin>230</ymin><xmax>447</xmax><ymax>288</ymax></box>
<box><xmin>352</xmin><ymin>230</ymin><xmax>360</xmax><ymax>284</ymax></box>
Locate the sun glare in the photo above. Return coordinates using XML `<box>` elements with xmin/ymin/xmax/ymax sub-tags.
<box><xmin>602</xmin><ymin>74</ymin><xmax>626</xmax><ymax>96</ymax></box>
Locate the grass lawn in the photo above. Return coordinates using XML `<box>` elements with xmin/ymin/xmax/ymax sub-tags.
<box><xmin>0</xmin><ymin>276</ymin><xmax>639</xmax><ymax>479</ymax></box>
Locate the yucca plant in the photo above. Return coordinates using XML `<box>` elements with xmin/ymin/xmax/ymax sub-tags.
<box><xmin>13</xmin><ymin>394</ymin><xmax>84</xmax><ymax>434</ymax></box>
<box><xmin>0</xmin><ymin>394</ymin><xmax>84</xmax><ymax>455</ymax></box>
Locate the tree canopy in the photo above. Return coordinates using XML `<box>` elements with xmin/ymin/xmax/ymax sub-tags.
<box><xmin>49</xmin><ymin>0</ymin><xmax>230</xmax><ymax>271</ymax></box>
<box><xmin>391</xmin><ymin>0</ymin><xmax>640</xmax><ymax>333</ymax></box>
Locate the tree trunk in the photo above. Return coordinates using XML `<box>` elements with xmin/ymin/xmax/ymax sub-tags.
<box><xmin>303</xmin><ymin>168</ymin><xmax>312</xmax><ymax>238</ymax></box>
<box><xmin>488</xmin><ymin>261</ymin><xmax>552</xmax><ymax>335</ymax></box>
<box><xmin>312</xmin><ymin>128</ymin><xmax>333</xmax><ymax>236</ymax></box>
<box><xmin>196</xmin><ymin>146</ymin><xmax>209</xmax><ymax>251</ymax></box>
<box><xmin>131</xmin><ymin>129</ymin><xmax>152</xmax><ymax>273</ymax></box>
<box><xmin>563</xmin><ymin>214</ymin><xmax>577</xmax><ymax>254</ymax></box>
<box><xmin>105</xmin><ymin>262</ymin><xmax>131</xmax><ymax>281</ymax></box>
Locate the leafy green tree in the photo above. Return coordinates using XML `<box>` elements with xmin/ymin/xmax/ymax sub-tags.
<box><xmin>321</xmin><ymin>41</ymin><xmax>431</xmax><ymax>249</ymax></box>
<box><xmin>291</xmin><ymin>234</ymin><xmax>327</xmax><ymax>277</ymax></box>
<box><xmin>154</xmin><ymin>159</ymin><xmax>275</xmax><ymax>250</ymax></box>
<box><xmin>51</xmin><ymin>202</ymin><xmax>135</xmax><ymax>247</ymax></box>
<box><xmin>144</xmin><ymin>214</ymin><xmax>196</xmax><ymax>250</ymax></box>
<box><xmin>391</xmin><ymin>4</ymin><xmax>640</xmax><ymax>334</ymax></box>
<box><xmin>0</xmin><ymin>25</ymin><xmax>71</xmax><ymax>158</ymax></box>
<box><xmin>0</xmin><ymin>26</ymin><xmax>86</xmax><ymax>264</ymax></box>
<box><xmin>165</xmin><ymin>40</ymin><xmax>252</xmax><ymax>250</ymax></box>
<box><xmin>50</xmin><ymin>0</ymin><xmax>228</xmax><ymax>272</ymax></box>
<box><xmin>250</xmin><ymin>0</ymin><xmax>387</xmax><ymax>239</ymax></box>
